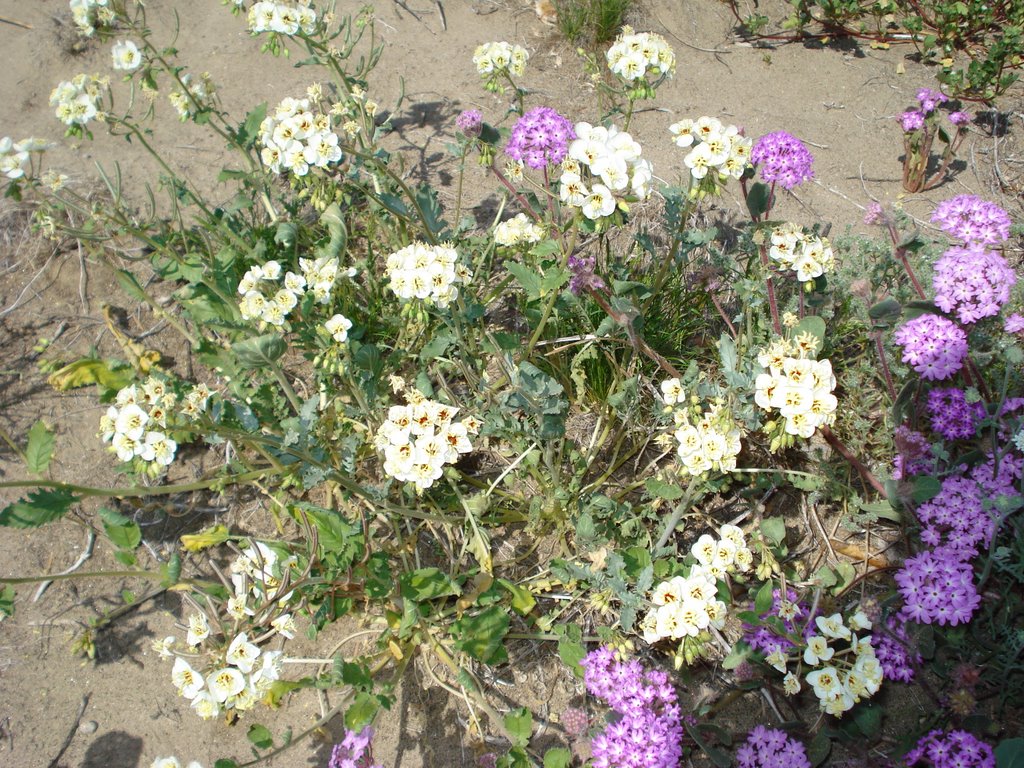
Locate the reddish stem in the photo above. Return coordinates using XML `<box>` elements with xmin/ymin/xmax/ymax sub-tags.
<box><xmin>820</xmin><ymin>425</ymin><xmax>887</xmax><ymax>496</ymax></box>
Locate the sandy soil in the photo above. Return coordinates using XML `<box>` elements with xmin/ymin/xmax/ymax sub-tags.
<box><xmin>0</xmin><ymin>0</ymin><xmax>1020</xmax><ymax>766</ymax></box>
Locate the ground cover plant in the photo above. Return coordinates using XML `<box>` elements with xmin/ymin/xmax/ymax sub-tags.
<box><xmin>0</xmin><ymin>1</ymin><xmax>1023</xmax><ymax>767</ymax></box>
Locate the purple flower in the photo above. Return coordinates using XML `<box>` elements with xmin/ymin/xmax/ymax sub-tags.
<box><xmin>916</xmin><ymin>87</ymin><xmax>949</xmax><ymax>113</ymax></box>
<box><xmin>871</xmin><ymin>615</ymin><xmax>920</xmax><ymax>682</ymax></box>
<box><xmin>329</xmin><ymin>727</ymin><xmax>382</xmax><ymax>768</ymax></box>
<box><xmin>926</xmin><ymin>387</ymin><xmax>985</xmax><ymax>441</ymax></box>
<box><xmin>904</xmin><ymin>729</ymin><xmax>994</xmax><ymax>768</ymax></box>
<box><xmin>932</xmin><ymin>244</ymin><xmax>1017</xmax><ymax>324</ymax></box>
<box><xmin>736</xmin><ymin>726</ymin><xmax>810</xmax><ymax>768</ymax></box>
<box><xmin>742</xmin><ymin>588</ymin><xmax>813</xmax><ymax>656</ymax></box>
<box><xmin>751</xmin><ymin>131</ymin><xmax>815</xmax><ymax>189</ymax></box>
<box><xmin>568</xmin><ymin>254</ymin><xmax>606</xmax><ymax>295</ymax></box>
<box><xmin>931</xmin><ymin>194</ymin><xmax>1012</xmax><ymax>246</ymax></box>
<box><xmin>893</xmin><ymin>314</ymin><xmax>968</xmax><ymax>381</ymax></box>
<box><xmin>1005</xmin><ymin>313</ymin><xmax>1024</xmax><ymax>333</ymax></box>
<box><xmin>896</xmin><ymin>550</ymin><xmax>980</xmax><ymax>626</ymax></box>
<box><xmin>948</xmin><ymin>111</ymin><xmax>971</xmax><ymax>127</ymax></box>
<box><xmin>863</xmin><ymin>201</ymin><xmax>885</xmax><ymax>225</ymax></box>
<box><xmin>456</xmin><ymin>109</ymin><xmax>483</xmax><ymax>138</ymax></box>
<box><xmin>504</xmin><ymin>106</ymin><xmax>576</xmax><ymax>170</ymax></box>
<box><xmin>900</xmin><ymin>110</ymin><xmax>926</xmax><ymax>132</ymax></box>
<box><xmin>582</xmin><ymin>647</ymin><xmax>684</xmax><ymax>768</ymax></box>
<box><xmin>893</xmin><ymin>424</ymin><xmax>932</xmax><ymax>479</ymax></box>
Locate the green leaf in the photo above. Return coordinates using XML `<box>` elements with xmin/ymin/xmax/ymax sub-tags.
<box><xmin>318</xmin><ymin>203</ymin><xmax>348</xmax><ymax>259</ymax></box>
<box><xmin>233</xmin><ymin>334</ymin><xmax>286</xmax><ymax>368</ymax></box>
<box><xmin>343</xmin><ymin>691</ymin><xmax>380</xmax><ymax>732</ymax></box>
<box><xmin>47</xmin><ymin>358</ymin><xmax>134</xmax><ymax>393</ymax></box>
<box><xmin>498</xmin><ymin>578</ymin><xmax>536</xmax><ymax>616</ymax></box>
<box><xmin>294</xmin><ymin>503</ymin><xmax>361</xmax><ymax>559</ymax></box>
<box><xmin>214</xmin><ymin>761</ymin><xmax>239</xmax><ymax>768</ymax></box>
<box><xmin>115</xmin><ymin>268</ymin><xmax>150</xmax><ymax>304</ymax></box>
<box><xmin>868</xmin><ymin>297</ymin><xmax>902</xmax><ymax>325</ymax></box>
<box><xmin>419</xmin><ymin>329</ymin><xmax>454</xmax><ymax>363</ymax></box>
<box><xmin>760</xmin><ymin>516</ymin><xmax>786</xmax><ymax>547</ymax></box>
<box><xmin>543</xmin><ymin>748</ymin><xmax>571</xmax><ymax>768</ymax></box>
<box><xmin>754</xmin><ymin>580</ymin><xmax>774</xmax><ymax>614</ymax></box>
<box><xmin>160</xmin><ymin>553</ymin><xmax>182</xmax><ymax>587</ymax></box>
<box><xmin>746</xmin><ymin>182</ymin><xmax>771</xmax><ymax>219</ymax></box>
<box><xmin>834</xmin><ymin>562</ymin><xmax>856</xmax><ymax>592</ymax></box>
<box><xmin>247</xmin><ymin>724</ymin><xmax>273</xmax><ymax>750</ymax></box>
<box><xmin>807</xmin><ymin>729</ymin><xmax>832</xmax><ymax>767</ymax></box>
<box><xmin>854</xmin><ymin>498</ymin><xmax>902</xmax><ymax>523</ymax></box>
<box><xmin>238</xmin><ymin>102</ymin><xmax>267</xmax><ymax>148</ymax></box>
<box><xmin>399</xmin><ymin>568</ymin><xmax>459</xmax><ymax>601</ymax></box>
<box><xmin>645</xmin><ymin>477</ymin><xmax>684</xmax><ymax>501</ymax></box>
<box><xmin>558</xmin><ymin>634</ymin><xmax>586</xmax><ymax>677</ymax></box>
<box><xmin>995</xmin><ymin>737</ymin><xmax>1024</xmax><ymax>768</ymax></box>
<box><xmin>792</xmin><ymin>315</ymin><xmax>826</xmax><ymax>347</ymax></box>
<box><xmin>911</xmin><ymin>475</ymin><xmax>941</xmax><ymax>504</ymax></box>
<box><xmin>721</xmin><ymin>643</ymin><xmax>751</xmax><ymax>670</ymax></box>
<box><xmin>503</xmin><ymin>707</ymin><xmax>532</xmax><ymax>748</ymax></box>
<box><xmin>274</xmin><ymin>222</ymin><xmax>298</xmax><ymax>248</ymax></box>
<box><xmin>0</xmin><ymin>585</ymin><xmax>14</xmax><ymax>618</ymax></box>
<box><xmin>0</xmin><ymin>487</ymin><xmax>78</xmax><ymax>528</ymax></box>
<box><xmin>25</xmin><ymin>420</ymin><xmax>55</xmax><ymax>475</ymax></box>
<box><xmin>99</xmin><ymin>507</ymin><xmax>141</xmax><ymax>550</ymax></box>
<box><xmin>452</xmin><ymin>605</ymin><xmax>510</xmax><ymax>664</ymax></box>
<box><xmin>506</xmin><ymin>261</ymin><xmax>543</xmax><ymax>301</ymax></box>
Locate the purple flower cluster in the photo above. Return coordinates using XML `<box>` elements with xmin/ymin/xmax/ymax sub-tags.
<box><xmin>743</xmin><ymin>589</ymin><xmax>811</xmax><ymax>657</ymax></box>
<box><xmin>916</xmin><ymin>88</ymin><xmax>949</xmax><ymax>113</ymax></box>
<box><xmin>893</xmin><ymin>425</ymin><xmax>932</xmax><ymax>479</ymax></box>
<box><xmin>568</xmin><ymin>254</ymin><xmax>606</xmax><ymax>294</ymax></box>
<box><xmin>504</xmin><ymin>106</ymin><xmax>576</xmax><ymax>170</ymax></box>
<box><xmin>328</xmin><ymin>727</ymin><xmax>382</xmax><ymax>768</ymax></box>
<box><xmin>895</xmin><ymin>549</ymin><xmax>980</xmax><ymax>625</ymax></box>
<box><xmin>932</xmin><ymin>244</ymin><xmax>1017</xmax><ymax>324</ymax></box>
<box><xmin>916</xmin><ymin>473</ymin><xmax>999</xmax><ymax>560</ymax></box>
<box><xmin>926</xmin><ymin>388</ymin><xmax>985</xmax><ymax>441</ymax></box>
<box><xmin>871</xmin><ymin>615</ymin><xmax>920</xmax><ymax>683</ymax></box>
<box><xmin>1005</xmin><ymin>313</ymin><xmax>1024</xmax><ymax>334</ymax></box>
<box><xmin>899</xmin><ymin>111</ymin><xmax>926</xmax><ymax>132</ymax></box>
<box><xmin>904</xmin><ymin>729</ymin><xmax>994</xmax><ymax>768</ymax></box>
<box><xmin>581</xmin><ymin>646</ymin><xmax>684</xmax><ymax>768</ymax></box>
<box><xmin>948</xmin><ymin>111</ymin><xmax>971</xmax><ymax>127</ymax></box>
<box><xmin>931</xmin><ymin>194</ymin><xmax>1012</xmax><ymax>246</ymax></box>
<box><xmin>456</xmin><ymin>109</ymin><xmax>483</xmax><ymax>138</ymax></box>
<box><xmin>735</xmin><ymin>726</ymin><xmax>810</xmax><ymax>768</ymax></box>
<box><xmin>893</xmin><ymin>314</ymin><xmax>968</xmax><ymax>380</ymax></box>
<box><xmin>750</xmin><ymin>131</ymin><xmax>814</xmax><ymax>189</ymax></box>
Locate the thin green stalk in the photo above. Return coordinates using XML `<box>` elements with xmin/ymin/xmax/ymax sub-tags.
<box><xmin>0</xmin><ymin>468</ymin><xmax>273</xmax><ymax>498</ymax></box>
<box><xmin>654</xmin><ymin>476</ymin><xmax>701</xmax><ymax>550</ymax></box>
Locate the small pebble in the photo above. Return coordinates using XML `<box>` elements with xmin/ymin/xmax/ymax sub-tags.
<box><xmin>79</xmin><ymin>720</ymin><xmax>98</xmax><ymax>735</ymax></box>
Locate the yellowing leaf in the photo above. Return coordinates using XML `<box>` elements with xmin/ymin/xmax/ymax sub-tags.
<box><xmin>47</xmin><ymin>358</ymin><xmax>134</xmax><ymax>392</ymax></box>
<box><xmin>180</xmin><ymin>524</ymin><xmax>231</xmax><ymax>552</ymax></box>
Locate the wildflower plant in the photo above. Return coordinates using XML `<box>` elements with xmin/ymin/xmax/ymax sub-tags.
<box><xmin>1</xmin><ymin>2</ymin><xmax>1022</xmax><ymax>766</ymax></box>
<box><xmin>899</xmin><ymin>88</ymin><xmax>972</xmax><ymax>192</ymax></box>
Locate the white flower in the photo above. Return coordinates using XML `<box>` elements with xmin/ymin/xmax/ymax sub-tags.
<box><xmin>151</xmin><ymin>635</ymin><xmax>176</xmax><ymax>659</ymax></box>
<box><xmin>207</xmin><ymin>667</ymin><xmax>247</xmax><ymax>702</ymax></box>
<box><xmin>190</xmin><ymin>691</ymin><xmax>220</xmax><ymax>719</ymax></box>
<box><xmin>151</xmin><ymin>758</ymin><xmax>182</xmax><ymax>768</ymax></box>
<box><xmin>226</xmin><ymin>632</ymin><xmax>261</xmax><ymax>673</ymax></box>
<box><xmin>171</xmin><ymin>657</ymin><xmax>204</xmax><ymax>699</ymax></box>
<box><xmin>765</xmin><ymin>649</ymin><xmax>787</xmax><ymax>673</ymax></box>
<box><xmin>270</xmin><ymin>613</ymin><xmax>297</xmax><ymax>639</ymax></box>
<box><xmin>816</xmin><ymin>613</ymin><xmax>852</xmax><ymax>641</ymax></box>
<box><xmin>581</xmin><ymin>184</ymin><xmax>616</xmax><ymax>220</ymax></box>
<box><xmin>783</xmin><ymin>672</ymin><xmax>801</xmax><ymax>695</ymax></box>
<box><xmin>803</xmin><ymin>635</ymin><xmax>835</xmax><ymax>666</ymax></box>
<box><xmin>111</xmin><ymin>40</ymin><xmax>142</xmax><ymax>71</ymax></box>
<box><xmin>186</xmin><ymin>612</ymin><xmax>210</xmax><ymax>647</ymax></box>
<box><xmin>325</xmin><ymin>313</ymin><xmax>353</xmax><ymax>343</ymax></box>
<box><xmin>805</xmin><ymin>666</ymin><xmax>841</xmax><ymax>698</ymax></box>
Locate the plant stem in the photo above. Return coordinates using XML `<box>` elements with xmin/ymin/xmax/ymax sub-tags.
<box><xmin>819</xmin><ymin>426</ymin><xmax>886</xmax><ymax>496</ymax></box>
<box><xmin>654</xmin><ymin>477</ymin><xmax>700</xmax><ymax>550</ymax></box>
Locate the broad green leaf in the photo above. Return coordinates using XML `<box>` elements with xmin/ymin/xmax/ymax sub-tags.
<box><xmin>0</xmin><ymin>487</ymin><xmax>78</xmax><ymax>528</ymax></box>
<box><xmin>912</xmin><ymin>475</ymin><xmax>941</xmax><ymax>503</ymax></box>
<box><xmin>25</xmin><ymin>420</ymin><xmax>55</xmax><ymax>475</ymax></box>
<box><xmin>47</xmin><ymin>358</ymin><xmax>133</xmax><ymax>392</ymax></box>
<box><xmin>746</xmin><ymin>182</ymin><xmax>771</xmax><ymax>219</ymax></box>
<box><xmin>214</xmin><ymin>761</ymin><xmax>239</xmax><ymax>768</ymax></box>
<box><xmin>557</xmin><ymin>635</ymin><xmax>586</xmax><ymax>677</ymax></box>
<box><xmin>760</xmin><ymin>516</ymin><xmax>787</xmax><ymax>547</ymax></box>
<box><xmin>160</xmin><ymin>552</ymin><xmax>182</xmax><ymax>586</ymax></box>
<box><xmin>506</xmin><ymin>261</ymin><xmax>543</xmax><ymax>301</ymax></box>
<box><xmin>793</xmin><ymin>315</ymin><xmax>826</xmax><ymax>347</ymax></box>
<box><xmin>754</xmin><ymin>580</ymin><xmax>774</xmax><ymax>614</ymax></box>
<box><xmin>808</xmin><ymin>728</ymin><xmax>832</xmax><ymax>767</ymax></box>
<box><xmin>99</xmin><ymin>507</ymin><xmax>141</xmax><ymax>550</ymax></box>
<box><xmin>645</xmin><ymin>477</ymin><xmax>684</xmax><ymax>501</ymax></box>
<box><xmin>721</xmin><ymin>643</ymin><xmax>751</xmax><ymax>670</ymax></box>
<box><xmin>854</xmin><ymin>499</ymin><xmax>902</xmax><ymax>523</ymax></box>
<box><xmin>233</xmin><ymin>334</ymin><xmax>286</xmax><ymax>368</ymax></box>
<box><xmin>0</xmin><ymin>585</ymin><xmax>14</xmax><ymax>618</ymax></box>
<box><xmin>247</xmin><ymin>723</ymin><xmax>273</xmax><ymax>750</ymax></box>
<box><xmin>238</xmin><ymin>102</ymin><xmax>267</xmax><ymax>147</ymax></box>
<box><xmin>995</xmin><ymin>737</ymin><xmax>1024</xmax><ymax>768</ymax></box>
<box><xmin>319</xmin><ymin>203</ymin><xmax>348</xmax><ymax>259</ymax></box>
<box><xmin>503</xmin><ymin>707</ymin><xmax>532</xmax><ymax>748</ymax></box>
<box><xmin>419</xmin><ymin>329</ymin><xmax>454</xmax><ymax>362</ymax></box>
<box><xmin>451</xmin><ymin>605</ymin><xmax>510</xmax><ymax>664</ymax></box>
<box><xmin>399</xmin><ymin>568</ymin><xmax>459</xmax><ymax>601</ymax></box>
<box><xmin>274</xmin><ymin>222</ymin><xmax>298</xmax><ymax>248</ymax></box>
<box><xmin>498</xmin><ymin>578</ymin><xmax>536</xmax><ymax>616</ymax></box>
<box><xmin>543</xmin><ymin>748</ymin><xmax>571</xmax><ymax>768</ymax></box>
<box><xmin>343</xmin><ymin>691</ymin><xmax>380</xmax><ymax>732</ymax></box>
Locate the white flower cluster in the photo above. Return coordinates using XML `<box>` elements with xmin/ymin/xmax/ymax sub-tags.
<box><xmin>248</xmin><ymin>1</ymin><xmax>317</xmax><ymax>35</ymax></box>
<box><xmin>776</xmin><ymin>611</ymin><xmax>882</xmax><ymax>716</ymax></box>
<box><xmin>163</xmin><ymin>630</ymin><xmax>284</xmax><ymax>720</ymax></box>
<box><xmin>229</xmin><ymin>541</ymin><xmax>298</xmax><ymax>613</ymax></box>
<box><xmin>640</xmin><ymin>564</ymin><xmax>728</xmax><ymax>644</ymax></box>
<box><xmin>606</xmin><ymin>27</ymin><xmax>675</xmax><ymax>83</ymax></box>
<box><xmin>111</xmin><ymin>40</ymin><xmax>143</xmax><ymax>72</ymax></box>
<box><xmin>69</xmin><ymin>0</ymin><xmax>114</xmax><ymax>36</ymax></box>
<box><xmin>560</xmin><ymin>123</ymin><xmax>653</xmax><ymax>221</ymax></box>
<box><xmin>690</xmin><ymin>524</ymin><xmax>754</xmax><ymax>578</ymax></box>
<box><xmin>768</xmin><ymin>223</ymin><xmax>836</xmax><ymax>283</ymax></box>
<box><xmin>385</xmin><ymin>242</ymin><xmax>471</xmax><ymax>309</ymax></box>
<box><xmin>151</xmin><ymin>758</ymin><xmax>203</xmax><ymax>768</ymax></box>
<box><xmin>660</xmin><ymin>379</ymin><xmax>743</xmax><ymax>475</ymax></box>
<box><xmin>754</xmin><ymin>338</ymin><xmax>838</xmax><ymax>439</ymax></box>
<box><xmin>0</xmin><ymin>137</ymin><xmax>48</xmax><ymax>180</ymax></box>
<box><xmin>373</xmin><ymin>390</ymin><xmax>481</xmax><ymax>490</ymax></box>
<box><xmin>169</xmin><ymin>73</ymin><xmax>215</xmax><ymax>121</ymax></box>
<box><xmin>50</xmin><ymin>75</ymin><xmax>106</xmax><ymax>127</ymax></box>
<box><xmin>670</xmin><ymin>116</ymin><xmax>752</xmax><ymax>184</ymax></box>
<box><xmin>494</xmin><ymin>213</ymin><xmax>546</xmax><ymax>247</ymax></box>
<box><xmin>472</xmin><ymin>41</ymin><xmax>529</xmax><ymax>77</ymax></box>
<box><xmin>324</xmin><ymin>313</ymin><xmax>353</xmax><ymax>343</ymax></box>
<box><xmin>99</xmin><ymin>379</ymin><xmax>189</xmax><ymax>467</ymax></box>
<box><xmin>259</xmin><ymin>96</ymin><xmax>342</xmax><ymax>177</ymax></box>
<box><xmin>237</xmin><ymin>256</ymin><xmax>343</xmax><ymax>323</ymax></box>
